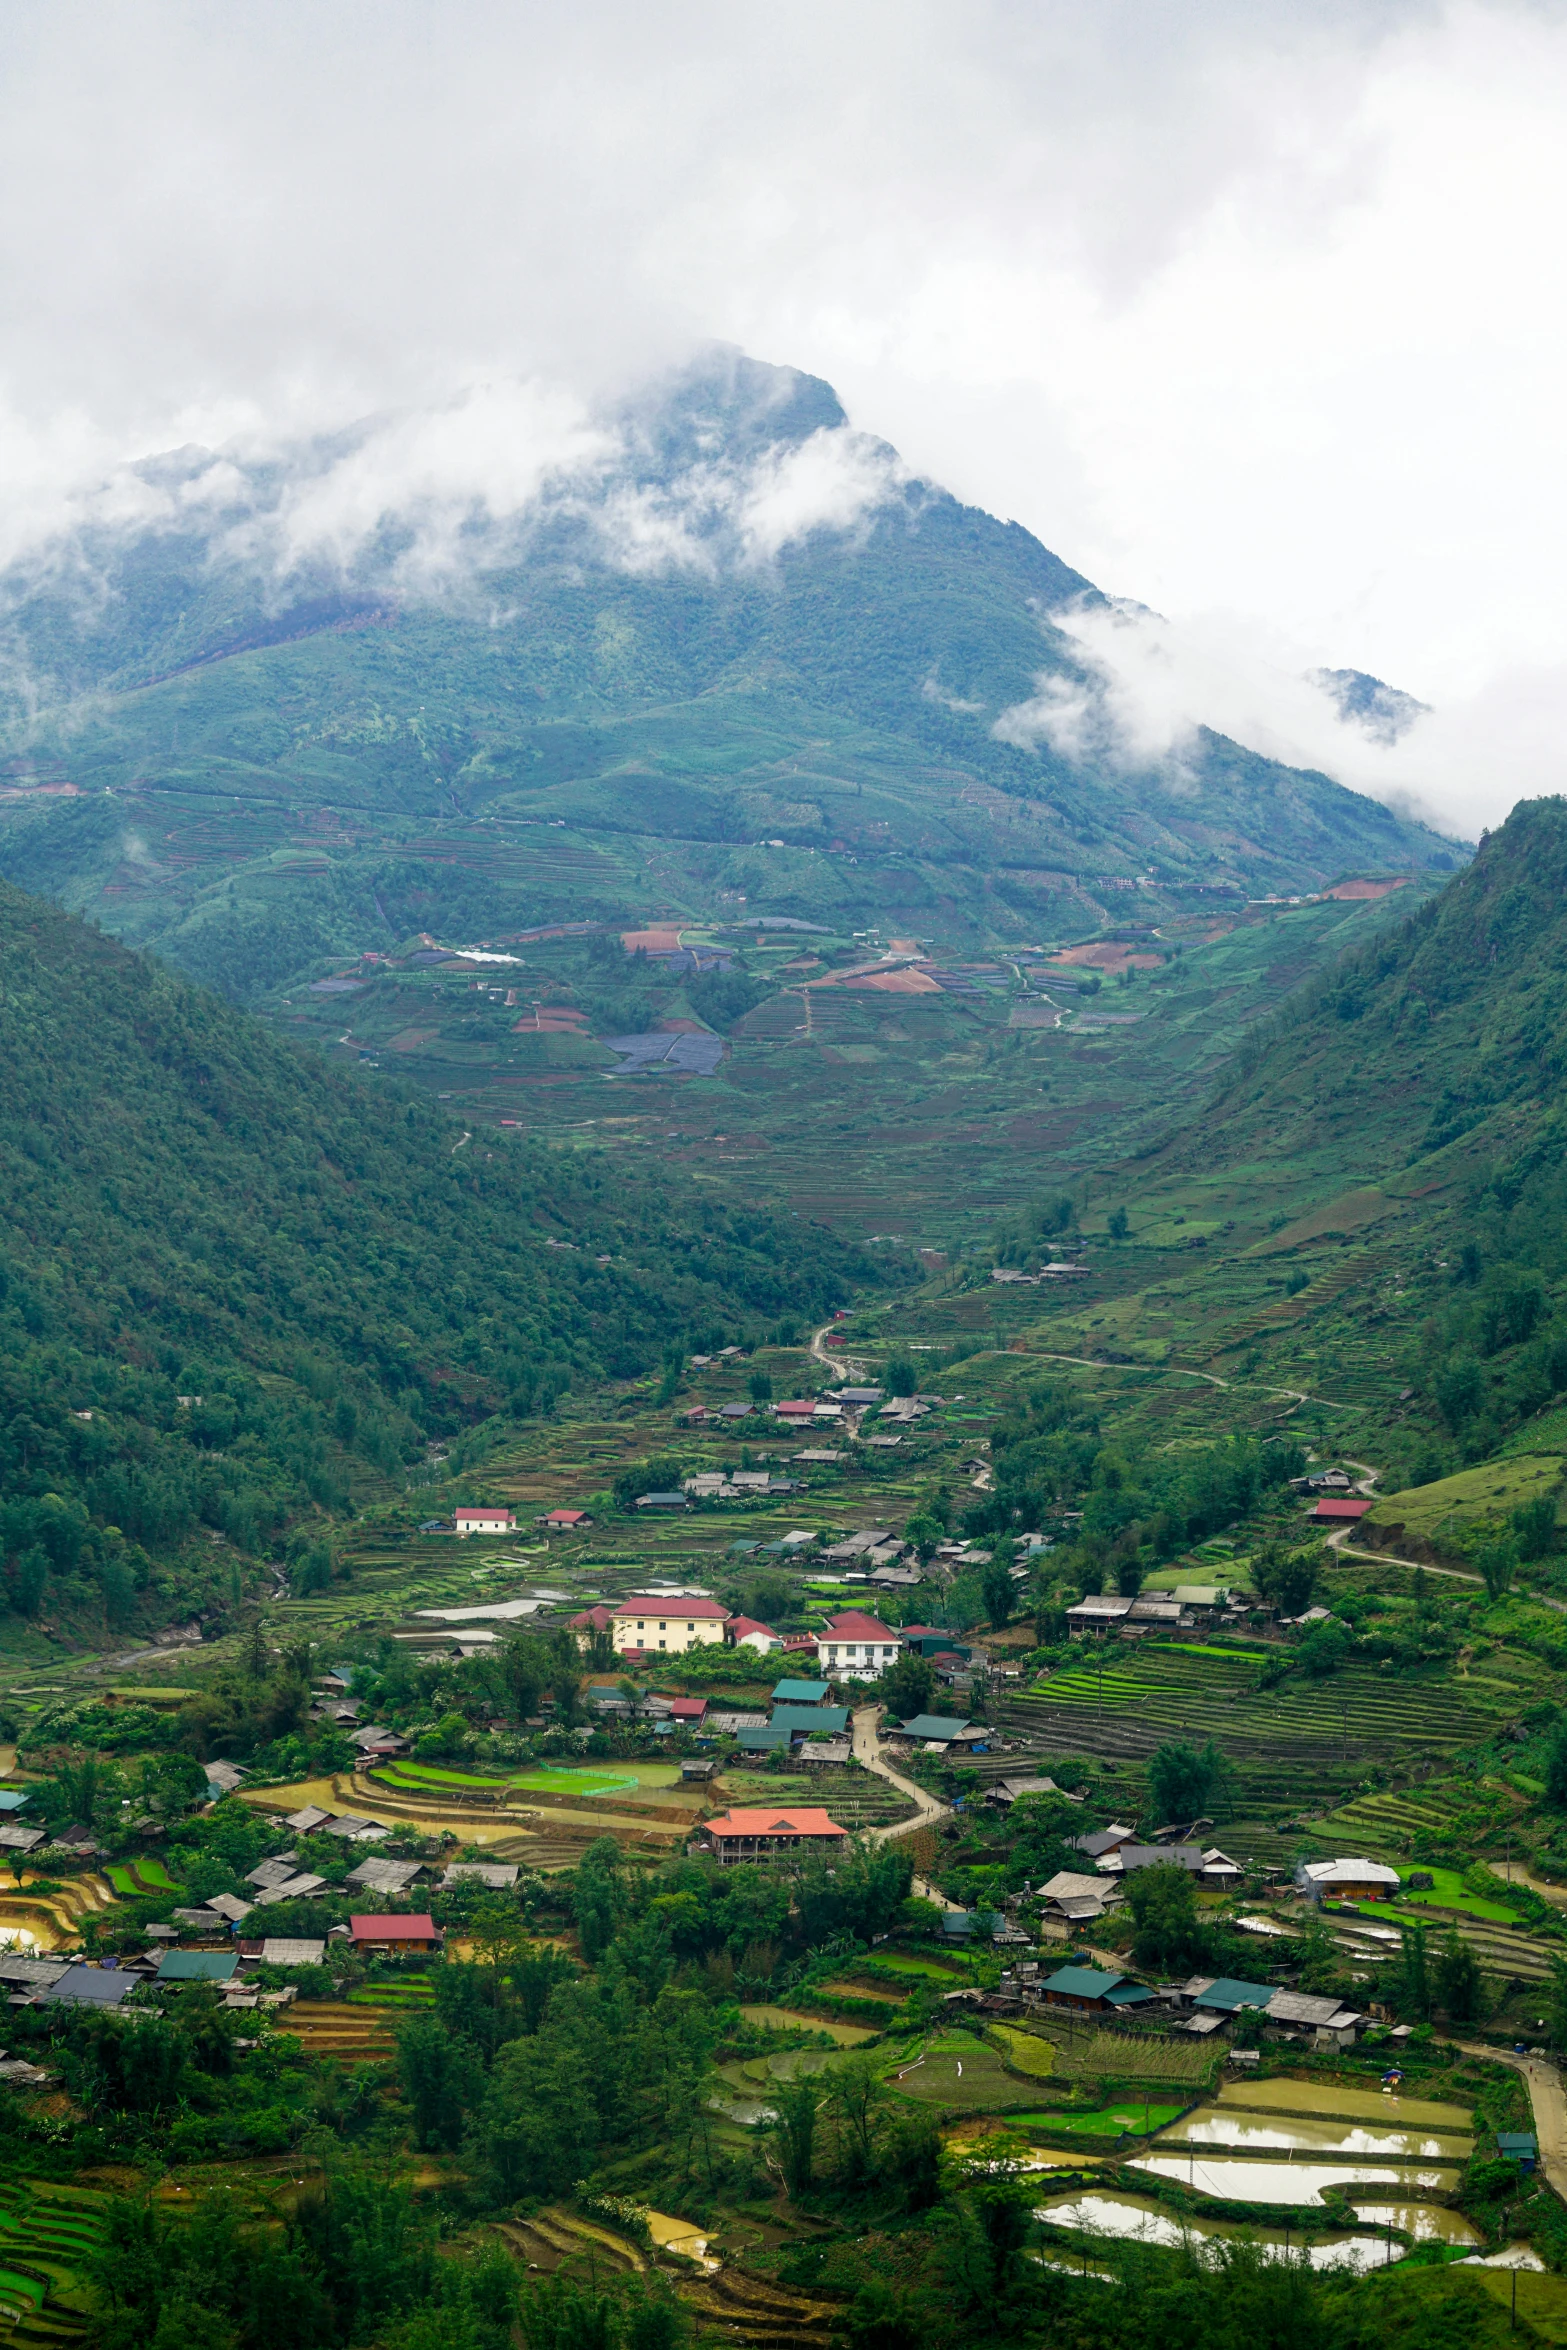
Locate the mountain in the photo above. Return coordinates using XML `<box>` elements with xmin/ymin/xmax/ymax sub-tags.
<box><xmin>1000</xmin><ymin>796</ymin><xmax>1567</xmax><ymax>1492</ymax></box>
<box><xmin>0</xmin><ymin>352</ymin><xmax>1463</xmax><ymax>1007</ymax></box>
<box><xmin>0</xmin><ymin>879</ymin><xmax>871</xmax><ymax>1640</ymax></box>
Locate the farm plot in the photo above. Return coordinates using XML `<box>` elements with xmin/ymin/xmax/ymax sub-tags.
<box><xmin>1005</xmin><ymin>1644</ymin><xmax>1499</xmax><ymax>1783</ymax></box>
<box><xmin>0</xmin><ymin>2176</ymin><xmax>109</xmax><ymax>2337</ymax></box>
<box><xmin>1128</xmin><ymin>2069</ymin><xmax>1475</xmax><ymax>2212</ymax></box>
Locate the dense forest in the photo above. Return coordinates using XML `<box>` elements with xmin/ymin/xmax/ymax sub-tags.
<box><xmin>0</xmin><ymin>881</ymin><xmax>880</xmax><ymax>1635</ymax></box>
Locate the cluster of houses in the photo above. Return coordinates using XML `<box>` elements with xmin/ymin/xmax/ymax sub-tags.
<box><xmin>566</xmin><ymin>1592</ymin><xmax>919</xmax><ymax>1681</ymax></box>
<box><xmin>1013</xmin><ymin>1963</ymin><xmax>1366</xmax><ymax>2048</ymax></box>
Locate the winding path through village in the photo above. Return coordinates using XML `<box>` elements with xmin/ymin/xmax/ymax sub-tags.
<box><xmin>852</xmin><ymin>1703</ymin><xmax>951</xmax><ymax>1901</ymax></box>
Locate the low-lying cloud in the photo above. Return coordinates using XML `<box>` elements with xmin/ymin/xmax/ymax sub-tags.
<box><xmin>993</xmin><ymin>597</ymin><xmax>1567</xmax><ymax>844</ymax></box>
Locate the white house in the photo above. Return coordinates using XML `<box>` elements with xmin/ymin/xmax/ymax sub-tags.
<box><xmin>453</xmin><ymin>1506</ymin><xmax>516</xmax><ymax>1538</ymax></box>
<box><xmin>613</xmin><ymin>1594</ymin><xmax>730</xmax><ymax>1656</ymax></box>
<box><xmin>814</xmin><ymin>1608</ymin><xmax>899</xmax><ymax>1681</ymax></box>
<box><xmin>727</xmin><ymin>1615</ymin><xmax>783</xmax><ymax>1654</ymax></box>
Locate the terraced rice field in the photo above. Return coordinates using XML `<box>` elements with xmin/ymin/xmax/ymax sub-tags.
<box><xmin>0</xmin><ymin>2178</ymin><xmax>109</xmax><ymax>2343</ymax></box>
<box><xmin>1128</xmin><ymin>2071</ymin><xmax>1476</xmax><ymax>2212</ymax></box>
<box><xmin>1004</xmin><ymin>1644</ymin><xmax>1505</xmax><ymax>1789</ymax></box>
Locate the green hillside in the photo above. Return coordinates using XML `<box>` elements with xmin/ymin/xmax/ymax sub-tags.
<box><xmin>0</xmin><ymin>880</ymin><xmax>872</xmax><ymax>1641</ymax></box>
<box><xmin>0</xmin><ymin>356</ymin><xmax>1461</xmax><ymax>1008</ymax></box>
<box><xmin>921</xmin><ymin>794</ymin><xmax>1567</xmax><ymax>1522</ymax></box>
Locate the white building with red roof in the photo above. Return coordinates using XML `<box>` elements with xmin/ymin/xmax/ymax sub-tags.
<box><xmin>815</xmin><ymin>1609</ymin><xmax>900</xmax><ymax>1681</ymax></box>
<box><xmin>726</xmin><ymin>1615</ymin><xmax>783</xmax><ymax>1654</ymax></box>
<box><xmin>453</xmin><ymin>1505</ymin><xmax>516</xmax><ymax>1537</ymax></box>
<box><xmin>612</xmin><ymin>1593</ymin><xmax>730</xmax><ymax>1656</ymax></box>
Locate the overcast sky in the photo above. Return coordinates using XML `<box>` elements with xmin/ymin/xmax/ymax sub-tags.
<box><xmin>5</xmin><ymin>0</ymin><xmax>1567</xmax><ymax>835</ymax></box>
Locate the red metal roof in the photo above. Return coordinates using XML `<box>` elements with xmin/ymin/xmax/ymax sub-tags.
<box><xmin>546</xmin><ymin>1509</ymin><xmax>588</xmax><ymax>1523</ymax></box>
<box><xmin>613</xmin><ymin>1594</ymin><xmax>729</xmax><ymax>1621</ymax></box>
<box><xmin>1310</xmin><ymin>1499</ymin><xmax>1371</xmax><ymax>1521</ymax></box>
<box><xmin>702</xmin><ymin>1808</ymin><xmax>847</xmax><ymax>1839</ymax></box>
<box><xmin>670</xmin><ymin>1697</ymin><xmax>707</xmax><ymax>1718</ymax></box>
<box><xmin>349</xmin><ymin>1913</ymin><xmax>440</xmax><ymax>1939</ymax></box>
<box><xmin>568</xmin><ymin>1605</ymin><xmax>614</xmax><ymax>1631</ymax></box>
<box><xmin>774</xmin><ymin>1398</ymin><xmax>819</xmax><ymax>1416</ymax></box>
<box><xmin>727</xmin><ymin>1615</ymin><xmax>779</xmax><ymax>1640</ymax></box>
<box><xmin>819</xmin><ymin>1610</ymin><xmax>897</xmax><ymax>1642</ymax></box>
<box><xmin>454</xmin><ymin>1506</ymin><xmax>513</xmax><ymax>1519</ymax></box>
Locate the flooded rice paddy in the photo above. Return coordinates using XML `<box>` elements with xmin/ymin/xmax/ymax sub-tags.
<box><xmin>1129</xmin><ymin>2156</ymin><xmax>1460</xmax><ymax>2204</ymax></box>
<box><xmin>1213</xmin><ymin>2079</ymin><xmax>1474</xmax><ymax>2130</ymax></box>
<box><xmin>1038</xmin><ymin>2192</ymin><xmax>1408</xmax><ymax>2271</ymax></box>
<box><xmin>1353</xmin><ymin>2204</ymin><xmax>1482</xmax><ymax>2246</ymax></box>
<box><xmin>1159</xmin><ymin>2113</ymin><xmax>1472</xmax><ymax>2162</ymax></box>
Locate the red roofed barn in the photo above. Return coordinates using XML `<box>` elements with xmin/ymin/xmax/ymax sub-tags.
<box><xmin>696</xmin><ymin>1808</ymin><xmax>848</xmax><ymax>1865</ymax></box>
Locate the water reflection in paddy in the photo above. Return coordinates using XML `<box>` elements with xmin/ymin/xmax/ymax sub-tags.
<box><xmin>1038</xmin><ymin>2192</ymin><xmax>1401</xmax><ymax>2271</ymax></box>
<box><xmin>1353</xmin><ymin>2204</ymin><xmax>1482</xmax><ymax>2246</ymax></box>
<box><xmin>1130</xmin><ymin>2156</ymin><xmax>1459</xmax><ymax>2205</ymax></box>
<box><xmin>1214</xmin><ymin>2079</ymin><xmax>1473</xmax><ymax>2131</ymax></box>
<box><xmin>1159</xmin><ymin>2113</ymin><xmax>1472</xmax><ymax>2162</ymax></box>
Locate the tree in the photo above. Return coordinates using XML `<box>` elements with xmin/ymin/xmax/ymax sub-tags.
<box><xmin>1435</xmin><ymin>1930</ymin><xmax>1484</xmax><ymax>2023</ymax></box>
<box><xmin>826</xmin><ymin>2052</ymin><xmax>888</xmax><ymax>2183</ymax></box>
<box><xmin>884</xmin><ymin>1357</ymin><xmax>918</xmax><ymax>1398</ymax></box>
<box><xmin>570</xmin><ymin>1838</ymin><xmax>627</xmax><ymax>1962</ymax></box>
<box><xmin>397</xmin><ymin>2014</ymin><xmax>485</xmax><ymax>2151</ymax></box>
<box><xmin>1145</xmin><ymin>1739</ymin><xmax>1227</xmax><ymax>1825</ymax></box>
<box><xmin>879</xmin><ymin>1651</ymin><xmax>935</xmax><ymax>1723</ymax></box>
<box><xmin>1124</xmin><ymin>1863</ymin><xmax>1208</xmax><ymax>1974</ymax></box>
<box><xmin>1251</xmin><ymin>1542</ymin><xmax>1321</xmax><ymax>1619</ymax></box>
<box><xmin>980</xmin><ymin>1557</ymin><xmax>1015</xmax><ymax>1630</ymax></box>
<box><xmin>1514</xmin><ymin>1494</ymin><xmax>1560</xmax><ymax>1561</ymax></box>
<box><xmin>1477</xmin><ymin>1538</ymin><xmax>1518</xmax><ymax>1602</ymax></box>
<box><xmin>1545</xmin><ymin>1717</ymin><xmax>1567</xmax><ymax>1809</ymax></box>
<box><xmin>903</xmin><ymin>1513</ymin><xmax>943</xmax><ymax>1565</ymax></box>
<box><xmin>1393</xmin><ymin>1921</ymin><xmax>1431</xmax><ymax>2021</ymax></box>
<box><xmin>748</xmin><ymin>1370</ymin><xmax>773</xmax><ymax>1402</ymax></box>
<box><xmin>1107</xmin><ymin>1207</ymin><xmax>1129</xmax><ymax>1241</ymax></box>
<box><xmin>500</xmin><ymin>1630</ymin><xmax>551</xmax><ymax>1722</ymax></box>
<box><xmin>770</xmin><ymin>2076</ymin><xmax>821</xmax><ymax>2194</ymax></box>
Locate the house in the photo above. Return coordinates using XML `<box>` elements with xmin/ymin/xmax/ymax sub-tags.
<box><xmin>347</xmin><ymin>1856</ymin><xmax>426</xmax><ymax>1896</ymax></box>
<box><xmin>727</xmin><ymin>1616</ymin><xmax>782</xmax><ymax>1654</ymax></box>
<box><xmin>771</xmin><ymin>1705</ymin><xmax>850</xmax><ymax>1739</ymax></box>
<box><xmin>718</xmin><ymin>1402</ymin><xmax>754</xmax><ymax>1421</ymax></box>
<box><xmin>284</xmin><ymin>1805</ymin><xmax>335</xmax><ymax>1833</ymax></box>
<box><xmin>773</xmin><ymin>1678</ymin><xmax>831</xmax><ymax>1704</ymax></box>
<box><xmin>773</xmin><ymin>1399</ymin><xmax>820</xmax><ymax>1423</ymax></box>
<box><xmin>636</xmin><ymin>1491</ymin><xmax>691</xmax><ymax>1512</ymax></box>
<box><xmin>260</xmin><ymin>1937</ymin><xmax>327</xmax><ymax>1967</ymax></box>
<box><xmin>45</xmin><ymin>1966</ymin><xmax>138</xmax><ymax>2008</ymax></box>
<box><xmin>348</xmin><ymin>1913</ymin><xmax>444</xmax><ymax>1953</ymax></box>
<box><xmin>680</xmin><ymin>1757</ymin><xmax>722</xmax><ymax>1783</ymax></box>
<box><xmin>1265</xmin><ymin>1989</ymin><xmax>1364</xmax><ymax>2046</ymax></box>
<box><xmin>695</xmin><ymin>1807</ymin><xmax>849</xmax><ymax>1865</ymax></box>
<box><xmin>1065</xmin><ymin>1595</ymin><xmax>1136</xmax><ymax>1635</ymax></box>
<box><xmin>539</xmin><ymin>1509</ymin><xmax>593</xmax><ymax>1531</ymax></box>
<box><xmin>900</xmin><ymin>1627</ymin><xmax>971</xmax><ymax>1659</ymax></box>
<box><xmin>798</xmin><ymin>1738</ymin><xmax>852</xmax><ymax>1766</ymax></box>
<box><xmin>986</xmin><ymin>1775</ymin><xmax>1084</xmax><ymax>1808</ymax></box>
<box><xmin>567</xmin><ymin>1605</ymin><xmax>615</xmax><ymax>1647</ymax></box>
<box><xmin>1069</xmin><ymin>1825</ymin><xmax>1138</xmax><ymax>1861</ymax></box>
<box><xmin>203</xmin><ymin>1760</ymin><xmax>249</xmax><ymax>1796</ymax></box>
<box><xmin>613</xmin><ymin>1594</ymin><xmax>730</xmax><ymax>1656</ymax></box>
<box><xmin>1177</xmin><ymin>1975</ymin><xmax>1275</xmax><ymax>2016</ymax></box>
<box><xmin>815</xmin><ymin>1609</ymin><xmax>899</xmax><ymax>1681</ymax></box>
<box><xmin>454</xmin><ymin>1506</ymin><xmax>516</xmax><ymax>1537</ymax></box>
<box><xmin>669</xmin><ymin>1697</ymin><xmax>708</xmax><ymax>1725</ymax></box>
<box><xmin>1040</xmin><ymin>1965</ymin><xmax>1151</xmax><ymax>2013</ymax></box>
<box><xmin>889</xmin><ymin>1712</ymin><xmax>971</xmax><ymax>1751</ymax></box>
<box><xmin>834</xmin><ymin>1387</ymin><xmax>884</xmax><ymax>1407</ymax></box>
<box><xmin>205</xmin><ymin>1894</ymin><xmax>254</xmax><ymax>1924</ymax></box>
<box><xmin>1309</xmin><ymin>1498</ymin><xmax>1371</xmax><ymax>1525</ymax></box>
<box><xmin>156</xmin><ymin>1950</ymin><xmax>240</xmax><ymax>1985</ymax></box>
<box><xmin>1498</xmin><ymin>2133</ymin><xmax>1538</xmax><ymax>2173</ymax></box>
<box><xmin>1295</xmin><ymin>1857</ymin><xmax>1402</xmax><ymax>1902</ymax></box>
<box><xmin>1127</xmin><ymin>1597</ymin><xmax>1185</xmax><ymax>1627</ymax></box>
<box><xmin>1199</xmin><ymin>1848</ymin><xmax>1244</xmax><ymax>1889</ymax></box>
<box><xmin>442</xmin><ymin>1864</ymin><xmax>520</xmax><ymax>1889</ymax></box>
<box><xmin>1036</xmin><ymin>1870</ymin><xmax>1125</xmax><ymax>1926</ymax></box>
<box><xmin>737</xmin><ymin>1725</ymin><xmax>794</xmax><ymax>1753</ymax></box>
<box><xmin>1096</xmin><ymin>1843</ymin><xmax>1206</xmax><ymax>1877</ymax></box>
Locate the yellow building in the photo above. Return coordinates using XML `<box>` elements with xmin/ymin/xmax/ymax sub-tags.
<box><xmin>612</xmin><ymin>1595</ymin><xmax>730</xmax><ymax>1655</ymax></box>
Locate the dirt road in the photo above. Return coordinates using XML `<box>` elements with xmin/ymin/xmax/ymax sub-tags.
<box><xmin>1456</xmin><ymin>2040</ymin><xmax>1567</xmax><ymax>2204</ymax></box>
<box><xmin>852</xmin><ymin>1703</ymin><xmax>950</xmax><ymax>1902</ymax></box>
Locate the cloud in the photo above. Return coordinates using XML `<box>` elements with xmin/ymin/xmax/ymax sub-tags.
<box><xmin>2</xmin><ymin>2</ymin><xmax>1567</xmax><ymax>834</ymax></box>
<box><xmin>993</xmin><ymin>595</ymin><xmax>1567</xmax><ymax>845</ymax></box>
